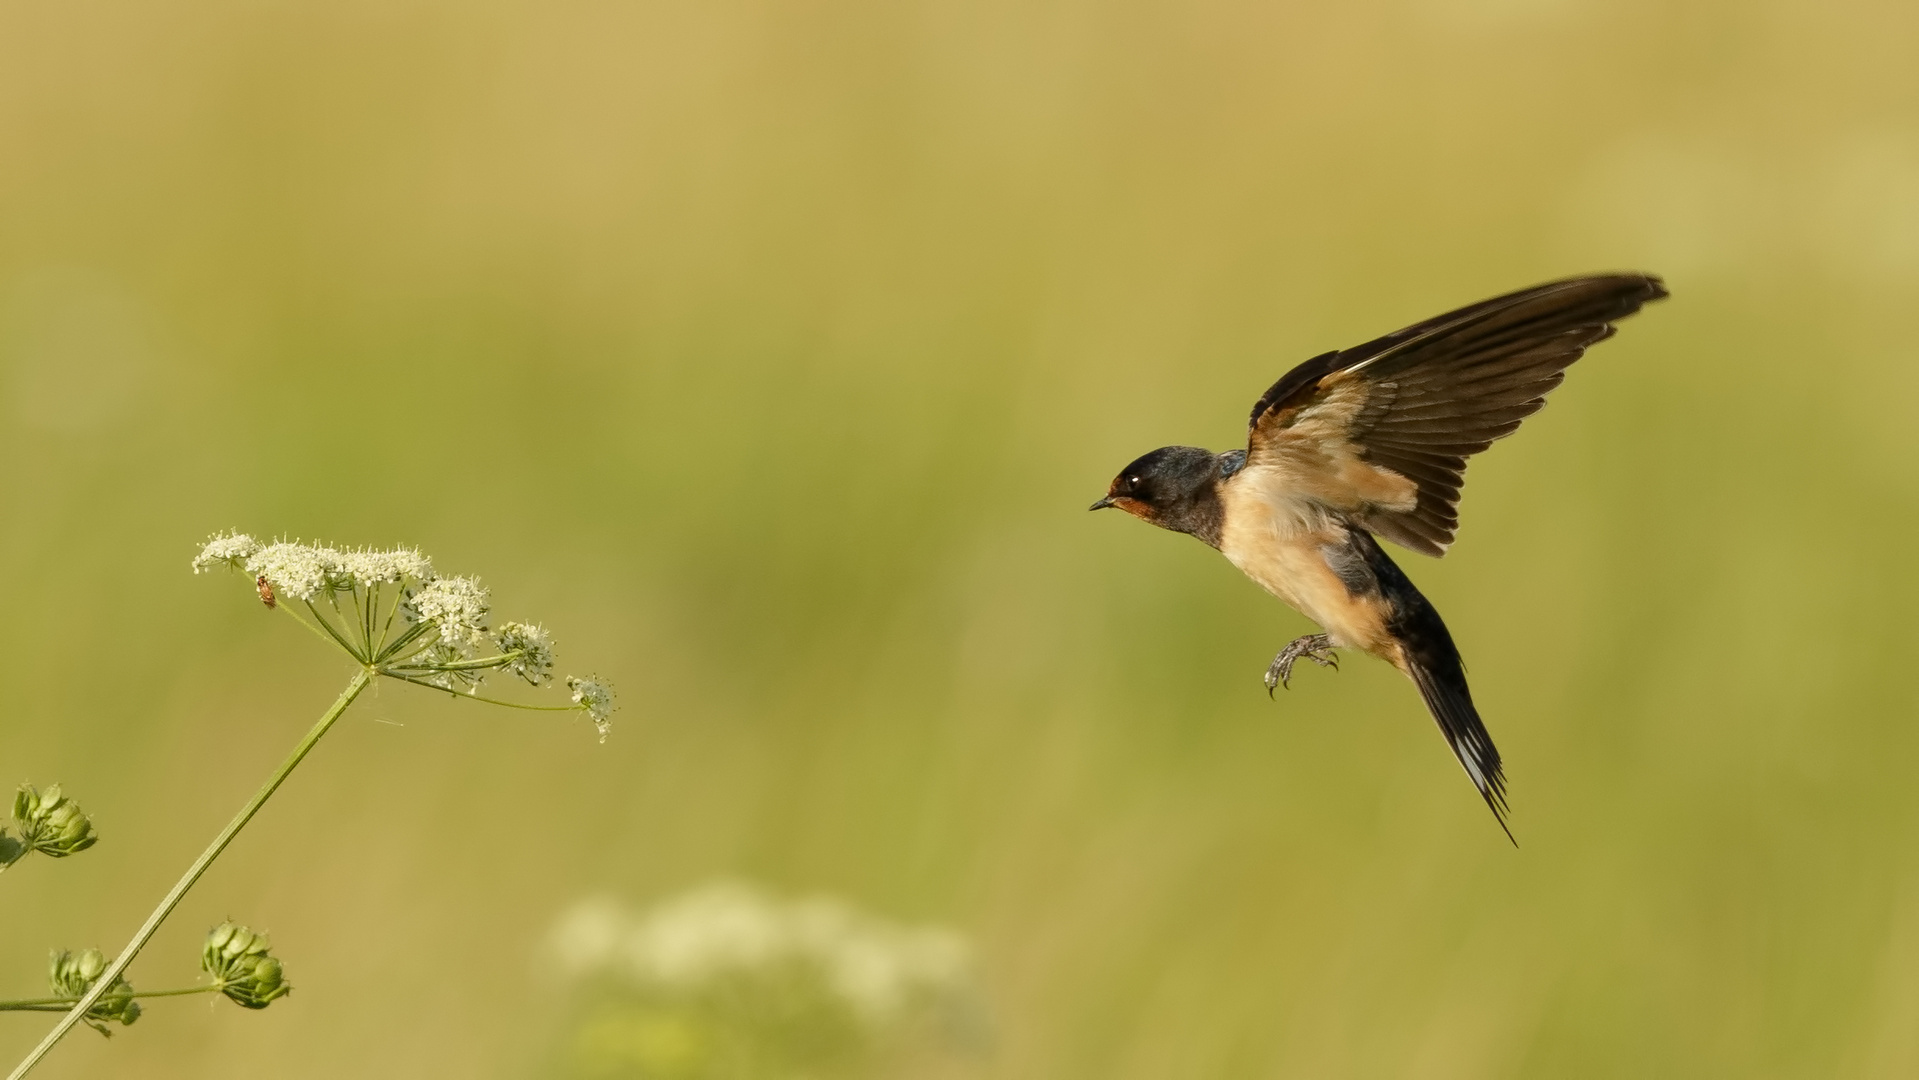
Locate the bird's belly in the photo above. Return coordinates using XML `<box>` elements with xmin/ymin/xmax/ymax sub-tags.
<box><xmin>1217</xmin><ymin>497</ymin><xmax>1392</xmax><ymax>654</ymax></box>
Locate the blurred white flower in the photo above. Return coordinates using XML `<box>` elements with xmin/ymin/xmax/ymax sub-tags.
<box><xmin>789</xmin><ymin>896</ymin><xmax>969</xmax><ymax>1024</ymax></box>
<box><xmin>547</xmin><ymin>882</ymin><xmax>974</xmax><ymax>1028</ymax></box>
<box><xmin>624</xmin><ymin>882</ymin><xmax>788</xmax><ymax>984</ymax></box>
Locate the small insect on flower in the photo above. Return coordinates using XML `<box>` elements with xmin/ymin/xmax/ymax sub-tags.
<box><xmin>256</xmin><ymin>575</ymin><xmax>276</xmax><ymax>609</ymax></box>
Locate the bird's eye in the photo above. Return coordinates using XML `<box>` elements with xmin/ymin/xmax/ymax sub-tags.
<box><xmin>1126</xmin><ymin>475</ymin><xmax>1141</xmax><ymax>488</ymax></box>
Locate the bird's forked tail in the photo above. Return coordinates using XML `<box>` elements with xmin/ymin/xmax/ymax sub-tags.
<box><xmin>1403</xmin><ymin>650</ymin><xmax>1513</xmax><ymax>844</ymax></box>
<box><xmin>1352</xmin><ymin>528</ymin><xmax>1514</xmax><ymax>843</ymax></box>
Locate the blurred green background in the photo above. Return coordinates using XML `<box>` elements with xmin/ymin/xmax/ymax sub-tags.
<box><xmin>4</xmin><ymin>0</ymin><xmax>1919</xmax><ymax>1075</ymax></box>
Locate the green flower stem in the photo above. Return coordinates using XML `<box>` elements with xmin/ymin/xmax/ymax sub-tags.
<box><xmin>354</xmin><ymin>586</ymin><xmax>373</xmax><ymax>653</ymax></box>
<box><xmin>7</xmin><ymin>668</ymin><xmax>374</xmax><ymax>1080</ymax></box>
<box><xmin>371</xmin><ymin>584</ymin><xmax>406</xmax><ymax>656</ymax></box>
<box><xmin>373</xmin><ymin>621</ymin><xmax>433</xmax><ymax>665</ymax></box>
<box><xmin>382</xmin><ymin>673</ymin><xmax>585</xmax><ymax>711</ymax></box>
<box><xmin>276</xmin><ymin>603</ymin><xmax>348</xmax><ymax>654</ymax></box>
<box><xmin>301</xmin><ymin>599</ymin><xmax>365</xmax><ymax>661</ymax></box>
<box><xmin>0</xmin><ymin>987</ymin><xmax>221</xmax><ymax>1011</ymax></box>
<box><xmin>324</xmin><ymin>591</ymin><xmax>353</xmax><ymax>643</ymax></box>
<box><xmin>413</xmin><ymin>651</ymin><xmax>523</xmax><ymax>673</ymax></box>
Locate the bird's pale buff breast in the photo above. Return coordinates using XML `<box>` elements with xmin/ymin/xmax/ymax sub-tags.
<box><xmin>1216</xmin><ymin>465</ymin><xmax>1397</xmax><ymax>657</ymax></box>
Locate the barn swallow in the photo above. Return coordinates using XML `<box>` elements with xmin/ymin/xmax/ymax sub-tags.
<box><xmin>1091</xmin><ymin>273</ymin><xmax>1667</xmax><ymax>840</ymax></box>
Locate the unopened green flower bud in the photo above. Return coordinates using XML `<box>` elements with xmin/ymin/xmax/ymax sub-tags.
<box><xmin>226</xmin><ymin>955</ymin><xmax>286</xmax><ymax>1010</ymax></box>
<box><xmin>47</xmin><ymin>947</ymin><xmax>105</xmax><ymax>996</ymax></box>
<box><xmin>14</xmin><ymin>784</ymin><xmax>98</xmax><ymax>858</ymax></box>
<box><xmin>48</xmin><ymin>948</ymin><xmax>139</xmax><ymax>1034</ymax></box>
<box><xmin>203</xmin><ymin>922</ymin><xmax>291</xmax><ymax>1009</ymax></box>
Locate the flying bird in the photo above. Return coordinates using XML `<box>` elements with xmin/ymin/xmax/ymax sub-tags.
<box><xmin>1091</xmin><ymin>273</ymin><xmax>1667</xmax><ymax>840</ymax></box>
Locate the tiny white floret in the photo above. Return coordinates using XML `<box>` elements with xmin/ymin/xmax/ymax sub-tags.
<box><xmin>566</xmin><ymin>675</ymin><xmax>615</xmax><ymax>741</ymax></box>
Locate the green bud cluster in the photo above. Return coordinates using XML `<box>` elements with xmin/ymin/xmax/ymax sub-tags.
<box><xmin>13</xmin><ymin>784</ymin><xmax>98</xmax><ymax>859</ymax></box>
<box><xmin>48</xmin><ymin>949</ymin><xmax>140</xmax><ymax>1035</ymax></box>
<box><xmin>203</xmin><ymin>923</ymin><xmax>290</xmax><ymax>1009</ymax></box>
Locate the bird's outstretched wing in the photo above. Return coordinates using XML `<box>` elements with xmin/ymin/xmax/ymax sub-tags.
<box><xmin>1246</xmin><ymin>273</ymin><xmax>1667</xmax><ymax>556</ymax></box>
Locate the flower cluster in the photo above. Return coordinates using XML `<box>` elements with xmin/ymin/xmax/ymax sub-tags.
<box><xmin>404</xmin><ymin>576</ymin><xmax>491</xmax><ymax>652</ymax></box>
<box><xmin>549</xmin><ymin>882</ymin><xmax>972</xmax><ymax>1027</ymax></box>
<box><xmin>194</xmin><ymin>534</ymin><xmax>437</xmax><ymax>601</ymax></box>
<box><xmin>566</xmin><ymin>675</ymin><xmax>615</xmax><ymax>740</ymax></box>
<box><xmin>11</xmin><ymin>784</ymin><xmax>98</xmax><ymax>860</ymax></box>
<box><xmin>496</xmin><ymin>622</ymin><xmax>556</xmax><ymax>685</ymax></box>
<box><xmin>202</xmin><ymin>923</ymin><xmax>290</xmax><ymax>1009</ymax></box>
<box><xmin>48</xmin><ymin>949</ymin><xmax>139</xmax><ymax>1035</ymax></box>
<box><xmin>193</xmin><ymin>532</ymin><xmax>614</xmax><ymax>739</ymax></box>
<box><xmin>543</xmin><ymin>883</ymin><xmax>980</xmax><ymax>1078</ymax></box>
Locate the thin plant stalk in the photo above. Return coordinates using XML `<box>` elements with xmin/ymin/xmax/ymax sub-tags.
<box><xmin>0</xmin><ymin>987</ymin><xmax>222</xmax><ymax>1012</ymax></box>
<box><xmin>7</xmin><ymin>668</ymin><xmax>373</xmax><ymax>1080</ymax></box>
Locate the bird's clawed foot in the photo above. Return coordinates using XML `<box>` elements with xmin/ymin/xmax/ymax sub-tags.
<box><xmin>1265</xmin><ymin>634</ymin><xmax>1338</xmax><ymax>696</ymax></box>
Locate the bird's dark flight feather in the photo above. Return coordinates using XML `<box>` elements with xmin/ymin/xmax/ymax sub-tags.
<box><xmin>1246</xmin><ymin>273</ymin><xmax>1667</xmax><ymax>556</ymax></box>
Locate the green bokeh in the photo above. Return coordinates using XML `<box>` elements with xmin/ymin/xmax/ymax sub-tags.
<box><xmin>3</xmin><ymin>1</ymin><xmax>1918</xmax><ymax>1076</ymax></box>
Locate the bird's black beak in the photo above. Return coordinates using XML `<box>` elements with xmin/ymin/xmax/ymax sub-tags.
<box><xmin>1088</xmin><ymin>496</ymin><xmax>1116</xmax><ymax>511</ymax></box>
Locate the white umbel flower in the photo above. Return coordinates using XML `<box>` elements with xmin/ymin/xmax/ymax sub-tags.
<box><xmin>198</xmin><ymin>529</ymin><xmax>614</xmax><ymax>744</ymax></box>
<box><xmin>566</xmin><ymin>675</ymin><xmax>615</xmax><ymax>740</ymax></box>
<box><xmin>192</xmin><ymin>532</ymin><xmax>262</xmax><ymax>574</ymax></box>
<box><xmin>246</xmin><ymin>542</ymin><xmax>342</xmax><ymax>601</ymax></box>
<box><xmin>407</xmin><ymin>576</ymin><xmax>491</xmax><ymax>651</ymax></box>
<box><xmin>496</xmin><ymin>622</ymin><xmax>556</xmax><ymax>685</ymax></box>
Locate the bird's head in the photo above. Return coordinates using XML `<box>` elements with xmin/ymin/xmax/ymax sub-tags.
<box><xmin>1089</xmin><ymin>445</ymin><xmax>1226</xmax><ymax>546</ymax></box>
